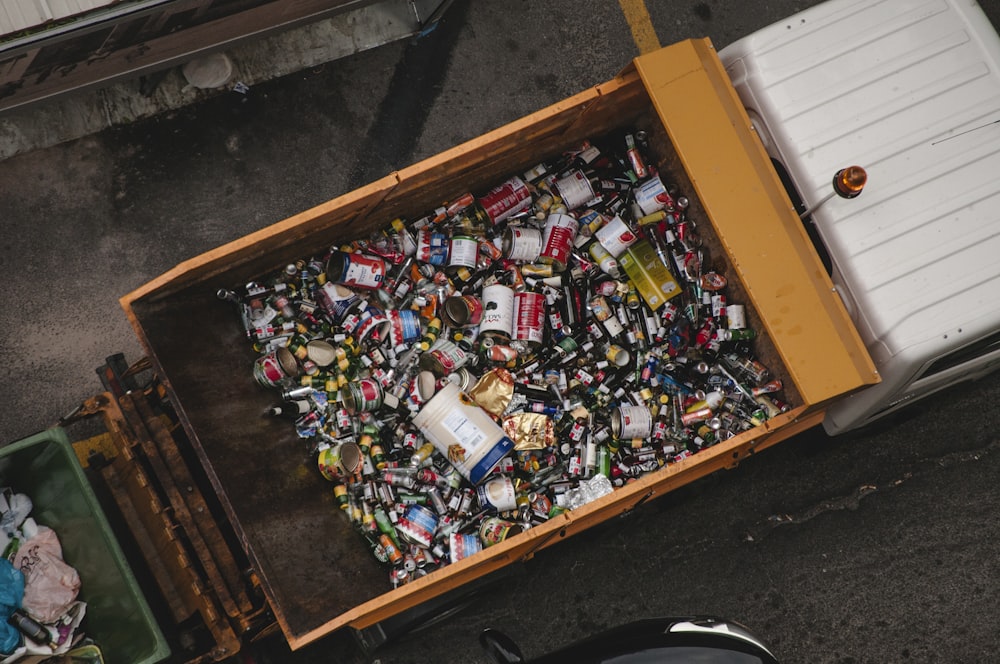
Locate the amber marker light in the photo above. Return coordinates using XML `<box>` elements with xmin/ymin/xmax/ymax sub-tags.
<box><xmin>832</xmin><ymin>165</ymin><xmax>867</xmax><ymax>198</ymax></box>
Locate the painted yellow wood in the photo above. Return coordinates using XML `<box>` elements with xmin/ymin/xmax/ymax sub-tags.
<box><xmin>634</xmin><ymin>39</ymin><xmax>879</xmax><ymax>404</ymax></box>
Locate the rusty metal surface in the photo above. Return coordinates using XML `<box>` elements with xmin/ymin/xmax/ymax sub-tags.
<box><xmin>131</xmin><ymin>286</ymin><xmax>386</xmax><ymax>642</ymax></box>
<box><xmin>130</xmin><ymin>392</ymin><xmax>255</xmax><ymax>618</ymax></box>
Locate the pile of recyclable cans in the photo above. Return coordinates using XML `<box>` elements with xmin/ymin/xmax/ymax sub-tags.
<box><xmin>220</xmin><ymin>128</ymin><xmax>790</xmax><ymax>587</ymax></box>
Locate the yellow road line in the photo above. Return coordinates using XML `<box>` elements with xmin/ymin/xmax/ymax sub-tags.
<box><xmin>619</xmin><ymin>0</ymin><xmax>661</xmax><ymax>54</ymax></box>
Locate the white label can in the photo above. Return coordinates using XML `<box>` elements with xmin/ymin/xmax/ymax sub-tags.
<box><xmin>634</xmin><ymin>175</ymin><xmax>675</xmax><ymax>216</ymax></box>
<box><xmin>514</xmin><ymin>291</ymin><xmax>546</xmax><ymax>346</ymax></box>
<box><xmin>594</xmin><ymin>214</ymin><xmax>639</xmax><ymax>258</ymax></box>
<box><xmin>554</xmin><ymin>169</ymin><xmax>596</xmax><ymax>210</ymax></box>
<box><xmin>502</xmin><ymin>226</ymin><xmax>544</xmax><ymax>263</ymax></box>
<box><xmin>611</xmin><ymin>404</ymin><xmax>653</xmax><ymax>440</ymax></box>
<box><xmin>449</xmin><ymin>235</ymin><xmax>479</xmax><ymax>268</ymax></box>
<box><xmin>479</xmin><ymin>284</ymin><xmax>515</xmax><ymax>339</ymax></box>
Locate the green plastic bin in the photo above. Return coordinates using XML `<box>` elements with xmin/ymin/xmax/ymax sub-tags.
<box><xmin>1</xmin><ymin>428</ymin><xmax>170</xmax><ymax>664</ymax></box>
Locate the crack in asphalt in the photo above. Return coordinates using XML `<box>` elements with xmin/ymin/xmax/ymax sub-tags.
<box><xmin>744</xmin><ymin>437</ymin><xmax>1000</xmax><ymax>543</ymax></box>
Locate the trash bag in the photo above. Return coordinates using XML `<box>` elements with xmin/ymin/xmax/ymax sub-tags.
<box><xmin>13</xmin><ymin>525</ymin><xmax>80</xmax><ymax>624</ymax></box>
<box><xmin>0</xmin><ymin>492</ymin><xmax>31</xmax><ymax>539</ymax></box>
<box><xmin>0</xmin><ymin>558</ymin><xmax>25</xmax><ymax>655</ymax></box>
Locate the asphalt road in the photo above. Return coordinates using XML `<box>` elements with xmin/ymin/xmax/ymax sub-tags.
<box><xmin>2</xmin><ymin>1</ymin><xmax>1000</xmax><ymax>663</ymax></box>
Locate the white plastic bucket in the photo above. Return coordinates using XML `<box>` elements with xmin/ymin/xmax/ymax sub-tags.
<box><xmin>412</xmin><ymin>382</ymin><xmax>514</xmax><ymax>484</ymax></box>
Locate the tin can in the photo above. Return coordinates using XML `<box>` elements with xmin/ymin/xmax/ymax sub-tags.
<box><xmin>476</xmin><ymin>475</ymin><xmax>517</xmax><ymax>512</ymax></box>
<box><xmin>594</xmin><ymin>214</ymin><xmax>639</xmax><ymax>258</ymax></box>
<box><xmin>478</xmin><ymin>176</ymin><xmax>533</xmax><ymax>225</ymax></box>
<box><xmin>634</xmin><ymin>175</ymin><xmax>675</xmax><ymax>216</ymax></box>
<box><xmin>479</xmin><ymin>284</ymin><xmax>515</xmax><ymax>341</ymax></box>
<box><xmin>317</xmin><ymin>282</ymin><xmax>360</xmax><ymax>322</ymax></box>
<box><xmin>331</xmin><ymin>441</ymin><xmax>363</xmax><ymax>477</ymax></box>
<box><xmin>415</xmin><ymin>229</ymin><xmax>450</xmax><ymax>265</ymax></box>
<box><xmin>513</xmin><ymin>291</ymin><xmax>546</xmax><ymax>347</ymax></box>
<box><xmin>333</xmin><ymin>483</ymin><xmax>349</xmax><ymax>509</ymax></box>
<box><xmin>412</xmin><ymin>382</ymin><xmax>515</xmax><ymax>485</ymax></box>
<box><xmin>325</xmin><ymin>250</ymin><xmax>386</xmax><ymax>289</ymax></box>
<box><xmin>502</xmin><ymin>226</ymin><xmax>543</xmax><ymax>263</ymax></box>
<box><xmin>611</xmin><ymin>405</ymin><xmax>653</xmax><ymax>440</ymax></box>
<box><xmin>253</xmin><ymin>346</ymin><xmax>299</xmax><ymax>387</ymax></box>
<box><xmin>449</xmin><ymin>532</ymin><xmax>482</xmax><ymax>563</ymax></box>
<box><xmin>447</xmin><ymin>367</ymin><xmax>479</xmax><ymax>392</ymax></box>
<box><xmin>442</xmin><ymin>295</ymin><xmax>484</xmax><ymax>328</ymax></box>
<box><xmin>553</xmin><ymin>170</ymin><xmax>596</xmax><ymax>210</ymax></box>
<box><xmin>539</xmin><ymin>213</ymin><xmax>579</xmax><ymax>271</ymax></box>
<box><xmin>479</xmin><ymin>516</ymin><xmax>524</xmax><ymax>547</ymax></box>
<box><xmin>304</xmin><ymin>340</ymin><xmax>337</xmax><ymax>368</ymax></box>
<box><xmin>317</xmin><ymin>445</ymin><xmax>342</xmax><ymax>482</ymax></box>
<box><xmin>449</xmin><ymin>235</ymin><xmax>479</xmax><ymax>269</ymax></box>
<box><xmin>419</xmin><ymin>338</ymin><xmax>470</xmax><ymax>377</ymax></box>
<box><xmin>387</xmin><ymin>309</ymin><xmax>422</xmax><ymax>346</ymax></box>
<box><xmin>605</xmin><ymin>344</ymin><xmax>630</xmax><ymax>367</ymax></box>
<box><xmin>349</xmin><ymin>307</ymin><xmax>390</xmax><ymax>347</ymax></box>
<box><xmin>412</xmin><ymin>370</ymin><xmax>437</xmax><ymax>404</ymax></box>
<box><xmin>397</xmin><ymin>504</ymin><xmax>439</xmax><ymax>549</ymax></box>
<box><xmin>344</xmin><ymin>378</ymin><xmax>384</xmax><ymax>415</ymax></box>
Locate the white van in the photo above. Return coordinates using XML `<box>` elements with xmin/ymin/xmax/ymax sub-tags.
<box><xmin>720</xmin><ymin>0</ymin><xmax>1000</xmax><ymax>433</ymax></box>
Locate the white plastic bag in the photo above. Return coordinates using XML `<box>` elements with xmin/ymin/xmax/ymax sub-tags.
<box><xmin>13</xmin><ymin>525</ymin><xmax>80</xmax><ymax>624</ymax></box>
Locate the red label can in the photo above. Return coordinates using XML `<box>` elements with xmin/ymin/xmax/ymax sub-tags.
<box><xmin>514</xmin><ymin>291</ymin><xmax>546</xmax><ymax>347</ymax></box>
<box><xmin>442</xmin><ymin>295</ymin><xmax>484</xmax><ymax>328</ymax></box>
<box><xmin>478</xmin><ymin>176</ymin><xmax>532</xmax><ymax>225</ymax></box>
<box><xmin>253</xmin><ymin>346</ymin><xmax>299</xmax><ymax>387</ymax></box>
<box><xmin>539</xmin><ymin>213</ymin><xmax>579</xmax><ymax>272</ymax></box>
<box><xmin>344</xmin><ymin>378</ymin><xmax>384</xmax><ymax>415</ymax></box>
